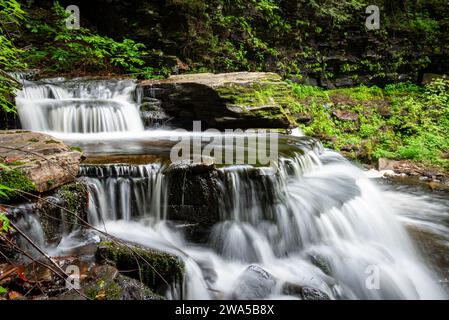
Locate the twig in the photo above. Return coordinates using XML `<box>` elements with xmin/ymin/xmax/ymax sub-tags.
<box><xmin>8</xmin><ymin>221</ymin><xmax>68</xmax><ymax>279</ymax></box>
<box><xmin>11</xmin><ymin>188</ymin><xmax>178</xmax><ymax>288</ymax></box>
<box><xmin>1</xmin><ymin>236</ymin><xmax>90</xmax><ymax>299</ymax></box>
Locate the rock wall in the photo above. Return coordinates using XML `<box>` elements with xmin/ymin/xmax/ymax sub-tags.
<box><xmin>30</xmin><ymin>0</ymin><xmax>449</xmax><ymax>87</ymax></box>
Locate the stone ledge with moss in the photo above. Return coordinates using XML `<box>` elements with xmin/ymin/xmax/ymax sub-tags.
<box><xmin>0</xmin><ymin>130</ymin><xmax>83</xmax><ymax>199</ymax></box>
<box><xmin>139</xmin><ymin>72</ymin><xmax>297</xmax><ymax>129</ymax></box>
<box><xmin>96</xmin><ymin>241</ymin><xmax>184</xmax><ymax>296</ymax></box>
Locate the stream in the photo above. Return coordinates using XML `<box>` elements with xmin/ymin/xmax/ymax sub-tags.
<box><xmin>13</xmin><ymin>77</ymin><xmax>449</xmax><ymax>300</ymax></box>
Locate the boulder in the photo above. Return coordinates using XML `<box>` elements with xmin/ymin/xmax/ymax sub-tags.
<box><xmin>139</xmin><ymin>72</ymin><xmax>296</xmax><ymax>130</ymax></box>
<box><xmin>96</xmin><ymin>241</ymin><xmax>184</xmax><ymax>295</ymax></box>
<box><xmin>38</xmin><ymin>182</ymin><xmax>89</xmax><ymax>244</ymax></box>
<box><xmin>84</xmin><ymin>265</ymin><xmax>162</xmax><ymax>300</ymax></box>
<box><xmin>282</xmin><ymin>282</ymin><xmax>330</xmax><ymax>300</ymax></box>
<box><xmin>164</xmin><ymin>159</ymin><xmax>222</xmax><ymax>242</ymax></box>
<box><xmin>229</xmin><ymin>265</ymin><xmax>277</xmax><ymax>300</ymax></box>
<box><xmin>0</xmin><ymin>130</ymin><xmax>83</xmax><ymax>196</ymax></box>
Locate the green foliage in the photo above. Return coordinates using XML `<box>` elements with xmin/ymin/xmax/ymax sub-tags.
<box><xmin>425</xmin><ymin>77</ymin><xmax>449</xmax><ymax>106</ymax></box>
<box><xmin>138</xmin><ymin>0</ymin><xmax>446</xmax><ymax>80</ymax></box>
<box><xmin>0</xmin><ymin>0</ymin><xmax>27</xmax><ymax>113</ymax></box>
<box><xmin>0</xmin><ymin>166</ymin><xmax>36</xmax><ymax>200</ymax></box>
<box><xmin>290</xmin><ymin>79</ymin><xmax>449</xmax><ymax>168</ymax></box>
<box><xmin>308</xmin><ymin>0</ymin><xmax>367</xmax><ymax>26</ymax></box>
<box><xmin>21</xmin><ymin>2</ymin><xmax>161</xmax><ymax>78</ymax></box>
<box><xmin>0</xmin><ymin>212</ymin><xmax>12</xmax><ymax>235</ymax></box>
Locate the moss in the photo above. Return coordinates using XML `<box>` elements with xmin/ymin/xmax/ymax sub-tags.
<box><xmin>6</xmin><ymin>160</ymin><xmax>26</xmax><ymax>167</ymax></box>
<box><xmin>216</xmin><ymin>81</ymin><xmax>298</xmax><ymax>126</ymax></box>
<box><xmin>86</xmin><ymin>279</ymin><xmax>122</xmax><ymax>300</ymax></box>
<box><xmin>69</xmin><ymin>146</ymin><xmax>82</xmax><ymax>153</ymax></box>
<box><xmin>55</xmin><ymin>182</ymin><xmax>88</xmax><ymax>232</ymax></box>
<box><xmin>0</xmin><ymin>168</ymin><xmax>36</xmax><ymax>201</ymax></box>
<box><xmin>44</xmin><ymin>139</ymin><xmax>59</xmax><ymax>144</ymax></box>
<box><xmin>96</xmin><ymin>241</ymin><xmax>184</xmax><ymax>294</ymax></box>
<box><xmin>28</xmin><ymin>138</ymin><xmax>39</xmax><ymax>143</ymax></box>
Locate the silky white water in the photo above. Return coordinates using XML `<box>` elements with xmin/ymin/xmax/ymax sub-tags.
<box><xmin>14</xmin><ymin>77</ymin><xmax>447</xmax><ymax>300</ymax></box>
<box><xmin>82</xmin><ymin>150</ymin><xmax>445</xmax><ymax>300</ymax></box>
<box><xmin>15</xmin><ymin>78</ymin><xmax>144</xmax><ymax>133</ymax></box>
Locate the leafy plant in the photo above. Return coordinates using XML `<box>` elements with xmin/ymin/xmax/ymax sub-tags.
<box><xmin>290</xmin><ymin>79</ymin><xmax>449</xmax><ymax>169</ymax></box>
<box><xmin>0</xmin><ymin>286</ymin><xmax>7</xmax><ymax>294</ymax></box>
<box><xmin>0</xmin><ymin>0</ymin><xmax>27</xmax><ymax>113</ymax></box>
<box><xmin>0</xmin><ymin>212</ymin><xmax>12</xmax><ymax>236</ymax></box>
<box><xmin>20</xmin><ymin>1</ymin><xmax>164</xmax><ymax>78</ymax></box>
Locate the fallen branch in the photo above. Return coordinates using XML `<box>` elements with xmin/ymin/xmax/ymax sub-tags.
<box><xmin>8</xmin><ymin>221</ymin><xmax>68</xmax><ymax>280</ymax></box>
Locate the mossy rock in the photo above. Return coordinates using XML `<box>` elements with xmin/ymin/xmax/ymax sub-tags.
<box><xmin>139</xmin><ymin>72</ymin><xmax>297</xmax><ymax>129</ymax></box>
<box><xmin>0</xmin><ymin>168</ymin><xmax>36</xmax><ymax>201</ymax></box>
<box><xmin>96</xmin><ymin>241</ymin><xmax>184</xmax><ymax>295</ymax></box>
<box><xmin>85</xmin><ymin>265</ymin><xmax>162</xmax><ymax>300</ymax></box>
<box><xmin>38</xmin><ymin>181</ymin><xmax>88</xmax><ymax>244</ymax></box>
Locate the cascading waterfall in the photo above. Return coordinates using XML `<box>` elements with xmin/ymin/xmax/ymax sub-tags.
<box><xmin>78</xmin><ymin>149</ymin><xmax>445</xmax><ymax>300</ymax></box>
<box><xmin>80</xmin><ymin>164</ymin><xmax>167</xmax><ymax>225</ymax></box>
<box><xmin>15</xmin><ymin>78</ymin><xmax>144</xmax><ymax>133</ymax></box>
<box><xmin>13</xmin><ymin>77</ymin><xmax>447</xmax><ymax>300</ymax></box>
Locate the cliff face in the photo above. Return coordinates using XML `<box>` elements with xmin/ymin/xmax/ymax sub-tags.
<box><xmin>28</xmin><ymin>0</ymin><xmax>449</xmax><ymax>87</ymax></box>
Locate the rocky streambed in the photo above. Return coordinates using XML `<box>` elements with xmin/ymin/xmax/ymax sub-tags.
<box><xmin>1</xmin><ymin>73</ymin><xmax>449</xmax><ymax>300</ymax></box>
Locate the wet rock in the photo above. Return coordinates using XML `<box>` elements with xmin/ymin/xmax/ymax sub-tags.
<box><xmin>84</xmin><ymin>265</ymin><xmax>162</xmax><ymax>300</ymax></box>
<box><xmin>6</xmin><ymin>181</ymin><xmax>89</xmax><ymax>246</ymax></box>
<box><xmin>282</xmin><ymin>282</ymin><xmax>330</xmax><ymax>300</ymax></box>
<box><xmin>96</xmin><ymin>241</ymin><xmax>184</xmax><ymax>295</ymax></box>
<box><xmin>139</xmin><ymin>72</ymin><xmax>296</xmax><ymax>129</ymax></box>
<box><xmin>83</xmin><ymin>154</ymin><xmax>163</xmax><ymax>165</ymax></box>
<box><xmin>308</xmin><ymin>253</ymin><xmax>332</xmax><ymax>276</ymax></box>
<box><xmin>37</xmin><ymin>182</ymin><xmax>89</xmax><ymax>244</ymax></box>
<box><xmin>407</xmin><ymin>226</ymin><xmax>449</xmax><ymax>292</ymax></box>
<box><xmin>229</xmin><ymin>265</ymin><xmax>277</xmax><ymax>299</ymax></box>
<box><xmin>164</xmin><ymin>158</ymin><xmax>216</xmax><ymax>175</ymax></box>
<box><xmin>115</xmin><ymin>274</ymin><xmax>162</xmax><ymax>300</ymax></box>
<box><xmin>0</xmin><ymin>130</ymin><xmax>82</xmax><ymax>195</ymax></box>
<box><xmin>427</xmin><ymin>181</ymin><xmax>449</xmax><ymax>192</ymax></box>
<box><xmin>139</xmin><ymin>99</ymin><xmax>171</xmax><ymax>127</ymax></box>
<box><xmin>164</xmin><ymin>159</ymin><xmax>222</xmax><ymax>242</ymax></box>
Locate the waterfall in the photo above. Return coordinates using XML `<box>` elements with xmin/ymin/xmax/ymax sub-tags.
<box><xmin>80</xmin><ymin>164</ymin><xmax>167</xmax><ymax>225</ymax></box>
<box><xmin>12</xmin><ymin>76</ymin><xmax>446</xmax><ymax>300</ymax></box>
<box><xmin>78</xmin><ymin>149</ymin><xmax>445</xmax><ymax>300</ymax></box>
<box><xmin>15</xmin><ymin>78</ymin><xmax>144</xmax><ymax>133</ymax></box>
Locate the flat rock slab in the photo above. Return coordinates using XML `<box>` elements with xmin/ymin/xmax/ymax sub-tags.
<box><xmin>0</xmin><ymin>130</ymin><xmax>82</xmax><ymax>193</ymax></box>
<box><xmin>142</xmin><ymin>72</ymin><xmax>282</xmax><ymax>87</ymax></box>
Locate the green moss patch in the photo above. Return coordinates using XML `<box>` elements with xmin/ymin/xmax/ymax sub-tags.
<box><xmin>0</xmin><ymin>167</ymin><xmax>36</xmax><ymax>201</ymax></box>
<box><xmin>97</xmin><ymin>241</ymin><xmax>184</xmax><ymax>294</ymax></box>
<box><xmin>216</xmin><ymin>81</ymin><xmax>298</xmax><ymax>125</ymax></box>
